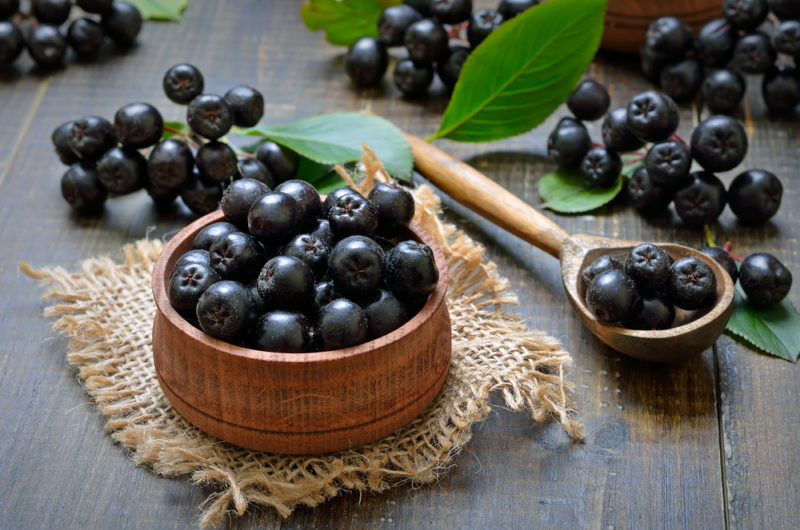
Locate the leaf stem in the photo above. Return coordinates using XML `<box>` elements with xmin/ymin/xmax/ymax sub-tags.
<box><xmin>722</xmin><ymin>242</ymin><xmax>745</xmax><ymax>263</ymax></box>
<box><xmin>704</xmin><ymin>225</ymin><xmax>716</xmax><ymax>247</ymax></box>
<box><xmin>164</xmin><ymin>125</ymin><xmax>200</xmax><ymax>148</ymax></box>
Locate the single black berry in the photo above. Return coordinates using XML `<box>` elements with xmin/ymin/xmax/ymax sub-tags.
<box><xmin>602</xmin><ymin>106</ymin><xmax>644</xmax><ymax>153</ymax></box>
<box><xmin>328</xmin><ymin>235</ymin><xmax>385</xmax><ymax>297</ymax></box>
<box><xmin>77</xmin><ymin>0</ymin><xmax>113</xmax><ymax>14</ymax></box>
<box><xmin>196</xmin><ymin>280</ymin><xmax>250</xmax><ymax>340</ymax></box>
<box><xmin>224</xmin><ymin>85</ymin><xmax>264</xmax><ymax>127</ymax></box>
<box><xmin>274</xmin><ymin>179</ymin><xmax>322</xmax><ymax>228</ymax></box>
<box><xmin>774</xmin><ymin>20</ymin><xmax>800</xmax><ymax>56</ymax></box>
<box><xmin>147</xmin><ymin>139</ymin><xmax>194</xmax><ymax>190</ymax></box>
<box><xmin>585</xmin><ymin>269</ymin><xmax>638</xmax><ymax>322</ymax></box>
<box><xmin>67</xmin><ymin>116</ymin><xmax>116</xmax><ymax>161</ymax></box>
<box><xmin>659</xmin><ymin>57</ymin><xmax>703</xmax><ymax>103</ymax></box>
<box><xmin>673</xmin><ymin>171</ymin><xmax>727</xmax><ymax>227</ymax></box>
<box><xmin>733</xmin><ymin>32</ymin><xmax>776</xmax><ymax>75</ymax></box>
<box><xmin>192</xmin><ymin>221</ymin><xmax>238</xmax><ymax>250</ymax></box>
<box><xmin>32</xmin><ymin>0</ymin><xmax>71</xmax><ymax>25</ymax></box>
<box><xmin>428</xmin><ymin>0</ymin><xmax>472</xmax><ymax>24</ymax></box>
<box><xmin>639</xmin><ymin>44</ymin><xmax>669</xmax><ymax>83</ymax></box>
<box><xmin>52</xmin><ymin>121</ymin><xmax>80</xmax><ymax>165</ymax></box>
<box><xmin>254</xmin><ymin>141</ymin><xmax>297</xmax><ymax>184</ymax></box>
<box><xmin>694</xmin><ymin>19</ymin><xmax>736</xmax><ymax>67</ymax></box>
<box><xmin>345</xmin><ymin>37</ymin><xmax>388</xmax><ymax>88</ymax></box>
<box><xmin>667</xmin><ymin>257</ymin><xmax>717</xmax><ymax>309</ymax></box>
<box><xmin>66</xmin><ymin>17</ymin><xmax>105</xmax><ymax>56</ymax></box>
<box><xmin>580</xmin><ymin>147</ymin><xmax>621</xmax><ymax>187</ymax></box>
<box><xmin>393</xmin><ymin>58</ymin><xmax>434</xmax><ymax>97</ymax></box>
<box><xmin>163</xmin><ymin>63</ymin><xmax>204</xmax><ymax>104</ymax></box>
<box><xmin>0</xmin><ymin>21</ymin><xmax>23</xmax><ymax>65</ymax></box>
<box><xmin>27</xmin><ymin>25</ymin><xmax>67</xmax><ymax>68</ymax></box>
<box><xmin>247</xmin><ymin>191</ymin><xmax>299</xmax><ymax>244</ymax></box>
<box><xmin>497</xmin><ymin>0</ymin><xmax>538</xmax><ymax>19</ymax></box>
<box><xmin>180</xmin><ymin>169</ymin><xmax>222</xmax><ymax>216</ymax></box>
<box><xmin>186</xmin><ymin>94</ymin><xmax>233</xmax><ymax>140</ymax></box>
<box><xmin>257</xmin><ymin>255</ymin><xmax>314</xmax><ymax>309</ymax></box>
<box><xmin>626</xmin><ymin>90</ymin><xmax>680</xmax><ymax>143</ymax></box>
<box><xmin>690</xmin><ymin>115</ymin><xmax>748</xmax><ymax>173</ymax></box>
<box><xmin>322</xmin><ymin>186</ymin><xmax>359</xmax><ymax>218</ymax></box>
<box><xmin>762</xmin><ymin>66</ymin><xmax>800</xmax><ymax>113</ymax></box>
<box><xmin>628</xmin><ymin>166</ymin><xmax>672</xmax><ymax>213</ymax></box>
<box><xmin>404</xmin><ymin>18</ymin><xmax>449</xmax><ymax>65</ymax></box>
<box><xmin>209</xmin><ymin>231</ymin><xmax>265</xmax><ymax>281</ymax></box>
<box><xmin>625</xmin><ymin>243</ymin><xmax>671</xmax><ymax>289</ymax></box>
<box><xmin>168</xmin><ymin>262</ymin><xmax>220</xmax><ymax>312</ymax></box>
<box><xmin>312</xmin><ymin>280</ymin><xmax>340</xmax><ymax>315</ymax></box>
<box><xmin>728</xmin><ymin>169</ymin><xmax>782</xmax><ymax>224</ymax></box>
<box><xmin>283</xmin><ymin>233</ymin><xmax>329</xmax><ymax>279</ymax></box>
<box><xmin>61</xmin><ymin>162</ymin><xmax>107</xmax><ymax>213</ymax></box>
<box><xmin>739</xmin><ymin>253</ymin><xmax>792</xmax><ymax>307</ymax></box>
<box><xmin>368</xmin><ymin>182</ymin><xmax>415</xmax><ymax>235</ymax></box>
<box><xmin>645</xmin><ymin>16</ymin><xmax>692</xmax><ymax>59</ymax></box>
<box><xmin>548</xmin><ymin>117</ymin><xmax>591</xmax><ymax>168</ymax></box>
<box><xmin>174</xmin><ymin>249</ymin><xmax>210</xmax><ymax>270</ymax></box>
<box><xmin>102</xmin><ymin>1</ymin><xmax>142</xmax><ymax>47</ymax></box>
<box><xmin>467</xmin><ymin>8</ymin><xmax>502</xmax><ymax>48</ymax></box>
<box><xmin>437</xmin><ymin>45</ymin><xmax>470</xmax><ymax>91</ymax></box>
<box><xmin>621</xmin><ymin>294</ymin><xmax>675</xmax><ymax>330</ymax></box>
<box><xmin>96</xmin><ymin>146</ymin><xmax>146</xmax><ymax>195</ymax></box>
<box><xmin>700</xmin><ymin>247</ymin><xmax>738</xmax><ymax>283</ymax></box>
<box><xmin>146</xmin><ymin>182</ymin><xmax>180</xmax><ymax>209</ymax></box>
<box><xmin>385</xmin><ymin>240</ymin><xmax>438</xmax><ymax>300</ymax></box>
<box><xmin>237</xmin><ymin>158</ymin><xmax>274</xmax><ymax>187</ymax></box>
<box><xmin>114</xmin><ymin>102</ymin><xmax>163</xmax><ymax>149</ymax></box>
<box><xmin>308</xmin><ymin>218</ymin><xmax>335</xmax><ymax>248</ymax></box>
<box><xmin>701</xmin><ymin>69</ymin><xmax>746</xmax><ymax>115</ymax></box>
<box><xmin>378</xmin><ymin>4</ymin><xmax>423</xmax><ymax>46</ymax></box>
<box><xmin>328</xmin><ymin>192</ymin><xmax>379</xmax><ymax>238</ymax></box>
<box><xmin>769</xmin><ymin>0</ymin><xmax>800</xmax><ymax>19</ymax></box>
<box><xmin>644</xmin><ymin>140</ymin><xmax>691</xmax><ymax>186</ymax></box>
<box><xmin>581</xmin><ymin>254</ymin><xmax>623</xmax><ymax>292</ymax></box>
<box><xmin>361</xmin><ymin>288</ymin><xmax>408</xmax><ymax>340</ymax></box>
<box><xmin>567</xmin><ymin>79</ymin><xmax>610</xmax><ymax>121</ymax></box>
<box><xmin>220</xmin><ymin>178</ymin><xmax>270</xmax><ymax>228</ymax></box>
<box><xmin>195</xmin><ymin>141</ymin><xmax>237</xmax><ymax>183</ymax></box>
<box><xmin>316</xmin><ymin>298</ymin><xmax>368</xmax><ymax>350</ymax></box>
<box><xmin>249</xmin><ymin>311</ymin><xmax>314</xmax><ymax>352</ymax></box>
<box><xmin>722</xmin><ymin>0</ymin><xmax>768</xmax><ymax>31</ymax></box>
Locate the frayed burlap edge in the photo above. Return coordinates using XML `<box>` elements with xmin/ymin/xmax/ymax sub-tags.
<box><xmin>21</xmin><ymin>172</ymin><xmax>583</xmax><ymax>527</ymax></box>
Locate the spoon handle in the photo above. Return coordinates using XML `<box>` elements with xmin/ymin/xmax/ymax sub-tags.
<box><xmin>405</xmin><ymin>133</ymin><xmax>569</xmax><ymax>259</ymax></box>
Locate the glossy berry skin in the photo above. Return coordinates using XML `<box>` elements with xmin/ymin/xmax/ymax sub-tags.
<box><xmin>385</xmin><ymin>240</ymin><xmax>438</xmax><ymax>300</ymax></box>
<box><xmin>163</xmin><ymin>63</ymin><xmax>204</xmax><ymax>104</ymax></box>
<box><xmin>700</xmin><ymin>247</ymin><xmax>738</xmax><ymax>284</ymax></box>
<box><xmin>659</xmin><ymin>57</ymin><xmax>703</xmax><ymax>103</ymax></box>
<box><xmin>237</xmin><ymin>158</ymin><xmax>274</xmax><ymax>187</ymax></box>
<box><xmin>602</xmin><ymin>106</ymin><xmax>644</xmax><ymax>153</ymax></box>
<box><xmin>497</xmin><ymin>0</ymin><xmax>538</xmax><ymax>19</ymax></box>
<box><xmin>308</xmin><ymin>218</ymin><xmax>335</xmax><ymax>249</ymax></box>
<box><xmin>147</xmin><ymin>139</ymin><xmax>194</xmax><ymax>190</ymax></box>
<box><xmin>102</xmin><ymin>1</ymin><xmax>142</xmax><ymax>47</ymax></box>
<box><xmin>628</xmin><ymin>166</ymin><xmax>672</xmax><ymax>213</ymax></box>
<box><xmin>196</xmin><ymin>280</ymin><xmax>250</xmax><ymax>340</ymax></box>
<box><xmin>32</xmin><ymin>0</ymin><xmax>71</xmax><ymax>25</ymax></box>
<box><xmin>247</xmin><ymin>192</ymin><xmax>299</xmax><ymax>244</ymax></box>
<box><xmin>547</xmin><ymin>117</ymin><xmax>591</xmax><ymax>168</ymax></box>
<box><xmin>257</xmin><ymin>255</ymin><xmax>314</xmax><ymax>309</ymax></box>
<box><xmin>192</xmin><ymin>221</ymin><xmax>238</xmax><ymax>250</ymax></box>
<box><xmin>645</xmin><ymin>16</ymin><xmax>692</xmax><ymax>59</ymax></box>
<box><xmin>0</xmin><ymin>21</ymin><xmax>23</xmax><ymax>65</ymax></box>
<box><xmin>668</xmin><ymin>257</ymin><xmax>717</xmax><ymax>310</ymax></box>
<box><xmin>345</xmin><ymin>37</ymin><xmax>388</xmax><ymax>88</ymax></box>
<box><xmin>404</xmin><ymin>18</ymin><xmax>449</xmax><ymax>65</ymax></box>
<box><xmin>769</xmin><ymin>0</ymin><xmax>800</xmax><ymax>19</ymax></box>
<box><xmin>774</xmin><ymin>20</ymin><xmax>800</xmax><ymax>56</ymax></box>
<box><xmin>625</xmin><ymin>243</ymin><xmax>671</xmax><ymax>289</ymax></box>
<box><xmin>67</xmin><ymin>116</ymin><xmax>116</xmax><ymax>161</ymax></box>
<box><xmin>733</xmin><ymin>33</ymin><xmax>776</xmax><ymax>75</ymax></box>
<box><xmin>673</xmin><ymin>171</ymin><xmax>727</xmax><ymax>227</ymax></box>
<box><xmin>0</xmin><ymin>0</ymin><xmax>19</xmax><ymax>19</ymax></box>
<box><xmin>728</xmin><ymin>169</ymin><xmax>783</xmax><ymax>225</ymax></box>
<box><xmin>114</xmin><ymin>102</ymin><xmax>163</xmax><ymax>149</ymax></box>
<box><xmin>328</xmin><ymin>235</ymin><xmax>385</xmax><ymax>297</ymax></box>
<box><xmin>96</xmin><ymin>146</ymin><xmax>146</xmax><ymax>195</ymax></box>
<box><xmin>208</xmin><ymin>231</ymin><xmax>264</xmax><ymax>281</ymax></box>
<box><xmin>195</xmin><ymin>141</ymin><xmax>237</xmax><ymax>183</ymax></box>
<box><xmin>187</xmin><ymin>94</ymin><xmax>233</xmax><ymax>140</ymax></box>
<box><xmin>378</xmin><ymin>5</ymin><xmax>423</xmax><ymax>46</ymax></box>
<box><xmin>328</xmin><ymin>193</ymin><xmax>379</xmax><ymax>238</ymax></box>
<box><xmin>27</xmin><ymin>25</ymin><xmax>67</xmax><ymax>67</ymax></box>
<box><xmin>762</xmin><ymin>66</ymin><xmax>800</xmax><ymax>113</ymax></box>
<box><xmin>626</xmin><ymin>91</ymin><xmax>679</xmax><ymax>143</ymax></box>
<box><xmin>585</xmin><ymin>269</ymin><xmax>638</xmax><ymax>322</ymax></box>
<box><xmin>52</xmin><ymin>121</ymin><xmax>80</xmax><ymax>165</ymax></box>
<box><xmin>690</xmin><ymin>115</ymin><xmax>748</xmax><ymax>173</ymax></box>
<box><xmin>312</xmin><ymin>280</ymin><xmax>340</xmax><ymax>315</ymax></box>
<box><xmin>639</xmin><ymin>44</ymin><xmax>668</xmax><ymax>83</ymax></box>
<box><xmin>362</xmin><ymin>288</ymin><xmax>408</xmax><ymax>340</ymax></box>
<box><xmin>580</xmin><ymin>147</ymin><xmax>621</xmax><ymax>187</ymax></box>
<box><xmin>645</xmin><ymin>140</ymin><xmax>691</xmax><ymax>186</ymax></box>
<box><xmin>701</xmin><ymin>69</ymin><xmax>746</xmax><ymax>115</ymax></box>
<box><xmin>694</xmin><ymin>19</ymin><xmax>735</xmax><ymax>67</ymax></box>
<box><xmin>254</xmin><ymin>141</ymin><xmax>297</xmax><ymax>184</ymax></box>
<box><xmin>739</xmin><ymin>253</ymin><xmax>793</xmax><ymax>307</ymax></box>
<box><xmin>283</xmin><ymin>234</ymin><xmax>329</xmax><ymax>279</ymax></box>
<box><xmin>722</xmin><ymin>0</ymin><xmax>768</xmax><ymax>31</ymax></box>
<box><xmin>61</xmin><ymin>162</ymin><xmax>107</xmax><ymax>213</ymax></box>
<box><xmin>275</xmin><ymin>179</ymin><xmax>322</xmax><ymax>228</ymax></box>
<box><xmin>567</xmin><ymin>80</ymin><xmax>610</xmax><ymax>121</ymax></box>
<box><xmin>393</xmin><ymin>58</ymin><xmax>433</xmax><ymax>97</ymax></box>
<box><xmin>323</xmin><ymin>187</ymin><xmax>359</xmax><ymax>218</ymax></box>
<box><xmin>580</xmin><ymin>255</ymin><xmax>623</xmax><ymax>292</ymax></box>
<box><xmin>223</xmin><ymin>85</ymin><xmax>264</xmax><ymax>127</ymax></box>
<box><xmin>66</xmin><ymin>18</ymin><xmax>105</xmax><ymax>56</ymax></box>
<box><xmin>146</xmin><ymin>183</ymin><xmax>179</xmax><ymax>209</ymax></box>
<box><xmin>220</xmin><ymin>178</ymin><xmax>270</xmax><ymax>228</ymax></box>
<box><xmin>180</xmin><ymin>170</ymin><xmax>222</xmax><ymax>216</ymax></box>
<box><xmin>428</xmin><ymin>0</ymin><xmax>472</xmax><ymax>24</ymax></box>
<box><xmin>174</xmin><ymin>249</ymin><xmax>210</xmax><ymax>270</ymax></box>
<box><xmin>437</xmin><ymin>45</ymin><xmax>470</xmax><ymax>91</ymax></box>
<box><xmin>468</xmin><ymin>8</ymin><xmax>503</xmax><ymax>48</ymax></box>
<box><xmin>249</xmin><ymin>311</ymin><xmax>314</xmax><ymax>353</ymax></box>
<box><xmin>168</xmin><ymin>262</ymin><xmax>220</xmax><ymax>312</ymax></box>
<box><xmin>77</xmin><ymin>0</ymin><xmax>113</xmax><ymax>14</ymax></box>
<box><xmin>368</xmin><ymin>182</ymin><xmax>415</xmax><ymax>235</ymax></box>
<box><xmin>622</xmin><ymin>294</ymin><xmax>675</xmax><ymax>330</ymax></box>
<box><xmin>317</xmin><ymin>299</ymin><xmax>368</xmax><ymax>350</ymax></box>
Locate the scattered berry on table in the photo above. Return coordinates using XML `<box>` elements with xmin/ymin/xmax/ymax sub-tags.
<box><xmin>163</xmin><ymin>63</ymin><xmax>205</xmax><ymax>104</ymax></box>
<box><xmin>739</xmin><ymin>252</ymin><xmax>793</xmax><ymax>307</ymax></box>
<box><xmin>344</xmin><ymin>37</ymin><xmax>388</xmax><ymax>88</ymax></box>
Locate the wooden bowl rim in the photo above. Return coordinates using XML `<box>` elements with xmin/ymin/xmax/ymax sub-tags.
<box><xmin>152</xmin><ymin>210</ymin><xmax>450</xmax><ymax>364</ymax></box>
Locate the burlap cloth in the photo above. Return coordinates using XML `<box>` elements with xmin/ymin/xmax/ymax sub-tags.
<box><xmin>22</xmin><ymin>168</ymin><xmax>584</xmax><ymax>526</ymax></box>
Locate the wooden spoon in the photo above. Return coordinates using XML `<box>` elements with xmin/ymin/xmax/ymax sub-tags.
<box><xmin>405</xmin><ymin>134</ymin><xmax>735</xmax><ymax>362</ymax></box>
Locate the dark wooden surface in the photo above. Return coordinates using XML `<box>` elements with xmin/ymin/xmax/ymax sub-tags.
<box><xmin>1</xmin><ymin>1</ymin><xmax>798</xmax><ymax>528</ymax></box>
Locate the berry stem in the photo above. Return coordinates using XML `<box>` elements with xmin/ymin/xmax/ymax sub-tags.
<box><xmin>623</xmin><ymin>153</ymin><xmax>646</xmax><ymax>166</ymax></box>
<box><xmin>722</xmin><ymin>242</ymin><xmax>744</xmax><ymax>263</ymax></box>
<box><xmin>163</xmin><ymin>125</ymin><xmax>200</xmax><ymax>148</ymax></box>
<box><xmin>670</xmin><ymin>134</ymin><xmax>688</xmax><ymax>147</ymax></box>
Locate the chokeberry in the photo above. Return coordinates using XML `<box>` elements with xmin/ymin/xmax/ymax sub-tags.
<box><xmin>548</xmin><ymin>118</ymin><xmax>591</xmax><ymax>168</ymax></box>
<box><xmin>404</xmin><ymin>18</ymin><xmax>449</xmax><ymax>65</ymax></box>
<box><xmin>27</xmin><ymin>25</ymin><xmax>67</xmax><ymax>68</ymax></box>
<box><xmin>385</xmin><ymin>240</ymin><xmax>438</xmax><ymax>300</ymax></box>
<box><xmin>174</xmin><ymin>249</ymin><xmax>210</xmax><ymax>270</ymax></box>
<box><xmin>147</xmin><ymin>139</ymin><xmax>194</xmax><ymax>190</ymax></box>
<box><xmin>567</xmin><ymin>80</ymin><xmax>610</xmax><ymax>121</ymax></box>
<box><xmin>283</xmin><ymin>233</ymin><xmax>329</xmax><ymax>279</ymax></box>
<box><xmin>368</xmin><ymin>182</ymin><xmax>415</xmax><ymax>235</ymax></box>
<box><xmin>626</xmin><ymin>90</ymin><xmax>679</xmax><ymax>143</ymax></box>
<box><xmin>733</xmin><ymin>32</ymin><xmax>776</xmax><ymax>75</ymax></box>
<box><xmin>602</xmin><ymin>106</ymin><xmax>644</xmax><ymax>153</ymax></box>
<box><xmin>257</xmin><ymin>255</ymin><xmax>315</xmax><ymax>309</ymax></box>
<box><xmin>61</xmin><ymin>162</ymin><xmax>107</xmax><ymax>213</ymax></box>
<box><xmin>581</xmin><ymin>254</ymin><xmax>623</xmax><ymax>292</ymax></box>
<box><xmin>249</xmin><ymin>311</ymin><xmax>314</xmax><ymax>352</ymax></box>
<box><xmin>428</xmin><ymin>0</ymin><xmax>472</xmax><ymax>24</ymax></box>
<box><xmin>625</xmin><ymin>243</ymin><xmax>671</xmax><ymax>289</ymax></box>
<box><xmin>644</xmin><ymin>140</ymin><xmax>691</xmax><ymax>186</ymax></box>
<box><xmin>700</xmin><ymin>247</ymin><xmax>738</xmax><ymax>283</ymax></box>
<box><xmin>668</xmin><ymin>257</ymin><xmax>717</xmax><ymax>309</ymax></box>
<box><xmin>437</xmin><ymin>45</ymin><xmax>470</xmax><ymax>91</ymax></box>
<box><xmin>378</xmin><ymin>4</ymin><xmax>423</xmax><ymax>46</ymax></box>
<box><xmin>317</xmin><ymin>299</ymin><xmax>368</xmax><ymax>350</ymax></box>
<box><xmin>101</xmin><ymin>1</ymin><xmax>142</xmax><ymax>47</ymax></box>
<box><xmin>52</xmin><ymin>121</ymin><xmax>80</xmax><ymax>165</ymax></box>
<box><xmin>163</xmin><ymin>63</ymin><xmax>204</xmax><ymax>104</ymax></box>
<box><xmin>0</xmin><ymin>0</ymin><xmax>19</xmax><ymax>19</ymax></box>
<box><xmin>694</xmin><ymin>19</ymin><xmax>735</xmax><ymax>67</ymax></box>
<box><xmin>223</xmin><ymin>85</ymin><xmax>264</xmax><ymax>127</ymax></box>
<box><xmin>274</xmin><ymin>179</ymin><xmax>322</xmax><ymax>228</ymax></box>
<box><xmin>68</xmin><ymin>116</ymin><xmax>116</xmax><ymax>161</ymax></box>
<box><xmin>690</xmin><ymin>115</ymin><xmax>748</xmax><ymax>172</ymax></box>
<box><xmin>187</xmin><ymin>94</ymin><xmax>233</xmax><ymax>140</ymax></box>
<box><xmin>645</xmin><ymin>16</ymin><xmax>692</xmax><ymax>59</ymax></box>
<box><xmin>628</xmin><ymin>166</ymin><xmax>672</xmax><ymax>213</ymax></box>
<box><xmin>727</xmin><ymin>169</ymin><xmax>782</xmax><ymax>224</ymax></box>
<box><xmin>168</xmin><ymin>262</ymin><xmax>220</xmax><ymax>312</ymax></box>
<box><xmin>774</xmin><ymin>20</ymin><xmax>800</xmax><ymax>56</ymax></box>
<box><xmin>0</xmin><ymin>21</ymin><xmax>23</xmax><ymax>65</ymax></box>
<box><xmin>328</xmin><ymin>235</ymin><xmax>385</xmax><ymax>297</ymax></box>
<box><xmin>585</xmin><ymin>269</ymin><xmax>638</xmax><ymax>322</ymax></box>
<box><xmin>254</xmin><ymin>141</ymin><xmax>297</xmax><ymax>183</ymax></box>
<box><xmin>722</xmin><ymin>0</ymin><xmax>768</xmax><ymax>31</ymax></box>
<box><xmin>146</xmin><ymin>182</ymin><xmax>180</xmax><ymax>209</ymax></box>
<box><xmin>580</xmin><ymin>147</ymin><xmax>621</xmax><ymax>187</ymax></box>
<box><xmin>192</xmin><ymin>221</ymin><xmax>238</xmax><ymax>250</ymax></box>
<box><xmin>248</xmin><ymin>191</ymin><xmax>299</xmax><ymax>244</ymax></box>
<box><xmin>639</xmin><ymin>44</ymin><xmax>668</xmax><ymax>83</ymax></box>
<box><xmin>621</xmin><ymin>294</ymin><xmax>675</xmax><ymax>330</ymax></box>
<box><xmin>180</xmin><ymin>170</ymin><xmax>222</xmax><ymax>216</ymax></box>
<box><xmin>196</xmin><ymin>141</ymin><xmax>237</xmax><ymax>183</ymax></box>
<box><xmin>312</xmin><ymin>280</ymin><xmax>340</xmax><ymax>315</ymax></box>
<box><xmin>237</xmin><ymin>158</ymin><xmax>274</xmax><ymax>187</ymax></box>
<box><xmin>769</xmin><ymin>0</ymin><xmax>800</xmax><ymax>19</ymax></box>
<box><xmin>196</xmin><ymin>280</ymin><xmax>250</xmax><ymax>340</ymax></box>
<box><xmin>361</xmin><ymin>288</ymin><xmax>408</xmax><ymax>340</ymax></box>
<box><xmin>209</xmin><ymin>231</ymin><xmax>264</xmax><ymax>281</ymax></box>
<box><xmin>328</xmin><ymin>192</ymin><xmax>379</xmax><ymax>238</ymax></box>
<box><xmin>467</xmin><ymin>8</ymin><xmax>502</xmax><ymax>47</ymax></box>
<box><xmin>701</xmin><ymin>69</ymin><xmax>746</xmax><ymax>115</ymax></box>
<box><xmin>393</xmin><ymin>58</ymin><xmax>434</xmax><ymax>98</ymax></box>
<box><xmin>308</xmin><ymin>218</ymin><xmax>335</xmax><ymax>248</ymax></box>
<box><xmin>32</xmin><ymin>0</ymin><xmax>71</xmax><ymax>26</ymax></box>
<box><xmin>77</xmin><ymin>0</ymin><xmax>113</xmax><ymax>14</ymax></box>
<box><xmin>659</xmin><ymin>57</ymin><xmax>703</xmax><ymax>103</ymax></box>
<box><xmin>762</xmin><ymin>66</ymin><xmax>800</xmax><ymax>112</ymax></box>
<box><xmin>66</xmin><ymin>17</ymin><xmax>105</xmax><ymax>57</ymax></box>
<box><xmin>96</xmin><ymin>146</ymin><xmax>146</xmax><ymax>195</ymax></box>
<box><xmin>220</xmin><ymin>178</ymin><xmax>270</xmax><ymax>228</ymax></box>
<box><xmin>497</xmin><ymin>0</ymin><xmax>538</xmax><ymax>19</ymax></box>
<box><xmin>322</xmin><ymin>186</ymin><xmax>359</xmax><ymax>218</ymax></box>
<box><xmin>345</xmin><ymin>37</ymin><xmax>388</xmax><ymax>88</ymax></box>
<box><xmin>114</xmin><ymin>102</ymin><xmax>163</xmax><ymax>149</ymax></box>
<box><xmin>739</xmin><ymin>252</ymin><xmax>792</xmax><ymax>307</ymax></box>
<box><xmin>673</xmin><ymin>171</ymin><xmax>727</xmax><ymax>227</ymax></box>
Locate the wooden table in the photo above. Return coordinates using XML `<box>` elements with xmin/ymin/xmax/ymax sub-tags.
<box><xmin>2</xmin><ymin>1</ymin><xmax>798</xmax><ymax>528</ymax></box>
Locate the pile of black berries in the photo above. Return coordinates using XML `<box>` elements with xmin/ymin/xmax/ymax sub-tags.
<box><xmin>0</xmin><ymin>0</ymin><xmax>142</xmax><ymax>69</ymax></box>
<box><xmin>54</xmin><ymin>64</ymin><xmax>299</xmax><ymax>216</ymax></box>
<box><xmin>168</xmin><ymin>180</ymin><xmax>439</xmax><ymax>352</ymax></box>
<box><xmin>344</xmin><ymin>0</ymin><xmax>538</xmax><ymax>97</ymax></box>
<box><xmin>547</xmin><ymin>82</ymin><xmax>784</xmax><ymax>227</ymax></box>
<box><xmin>640</xmin><ymin>1</ymin><xmax>800</xmax><ymax>114</ymax></box>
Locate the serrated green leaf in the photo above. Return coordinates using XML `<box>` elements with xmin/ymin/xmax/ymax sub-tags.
<box><xmin>300</xmin><ymin>0</ymin><xmax>399</xmax><ymax>46</ymax></box>
<box><xmin>125</xmin><ymin>0</ymin><xmax>188</xmax><ymax>21</ymax></box>
<box><xmin>429</xmin><ymin>0</ymin><xmax>607</xmax><ymax>142</ymax></box>
<box><xmin>239</xmin><ymin>112</ymin><xmax>413</xmax><ymax>181</ymax></box>
<box><xmin>538</xmin><ymin>167</ymin><xmax>622</xmax><ymax>213</ymax></box>
<box><xmin>725</xmin><ymin>285</ymin><xmax>800</xmax><ymax>361</ymax></box>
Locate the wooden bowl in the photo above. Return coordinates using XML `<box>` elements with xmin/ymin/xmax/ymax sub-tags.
<box><xmin>602</xmin><ymin>0</ymin><xmax>721</xmax><ymax>53</ymax></box>
<box><xmin>151</xmin><ymin>211</ymin><xmax>451</xmax><ymax>455</ymax></box>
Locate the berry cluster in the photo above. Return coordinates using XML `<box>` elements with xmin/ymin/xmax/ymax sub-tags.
<box><xmin>582</xmin><ymin>244</ymin><xmax>717</xmax><ymax>329</ymax></box>
<box><xmin>0</xmin><ymin>0</ymin><xmax>142</xmax><ymax>69</ymax></box>
<box><xmin>344</xmin><ymin>0</ymin><xmax>538</xmax><ymax>97</ymax></box>
<box><xmin>168</xmin><ymin>180</ymin><xmax>439</xmax><ymax>352</ymax></box>
<box><xmin>548</xmin><ymin>82</ymin><xmax>784</xmax><ymax>227</ymax></box>
<box><xmin>640</xmin><ymin>1</ymin><xmax>800</xmax><ymax>114</ymax></box>
<box><xmin>54</xmin><ymin>64</ymin><xmax>297</xmax><ymax>217</ymax></box>
<box><xmin>702</xmin><ymin>247</ymin><xmax>792</xmax><ymax>307</ymax></box>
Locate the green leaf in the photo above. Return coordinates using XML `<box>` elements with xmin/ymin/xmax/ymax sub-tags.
<box><xmin>620</xmin><ymin>154</ymin><xmax>645</xmax><ymax>178</ymax></box>
<box><xmin>161</xmin><ymin>120</ymin><xmax>190</xmax><ymax>140</ymax></box>
<box><xmin>538</xmin><ymin>167</ymin><xmax>622</xmax><ymax>213</ymax></box>
<box><xmin>300</xmin><ymin>0</ymin><xmax>399</xmax><ymax>46</ymax></box>
<box><xmin>240</xmin><ymin>112</ymin><xmax>413</xmax><ymax>181</ymax></box>
<box><xmin>125</xmin><ymin>0</ymin><xmax>189</xmax><ymax>21</ymax></box>
<box><xmin>429</xmin><ymin>0</ymin><xmax>607</xmax><ymax>142</ymax></box>
<box><xmin>725</xmin><ymin>285</ymin><xmax>800</xmax><ymax>361</ymax></box>
<box><xmin>312</xmin><ymin>171</ymin><xmax>348</xmax><ymax>194</ymax></box>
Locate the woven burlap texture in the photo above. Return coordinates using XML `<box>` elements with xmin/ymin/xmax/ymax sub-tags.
<box><xmin>23</xmin><ymin>182</ymin><xmax>583</xmax><ymax>527</ymax></box>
